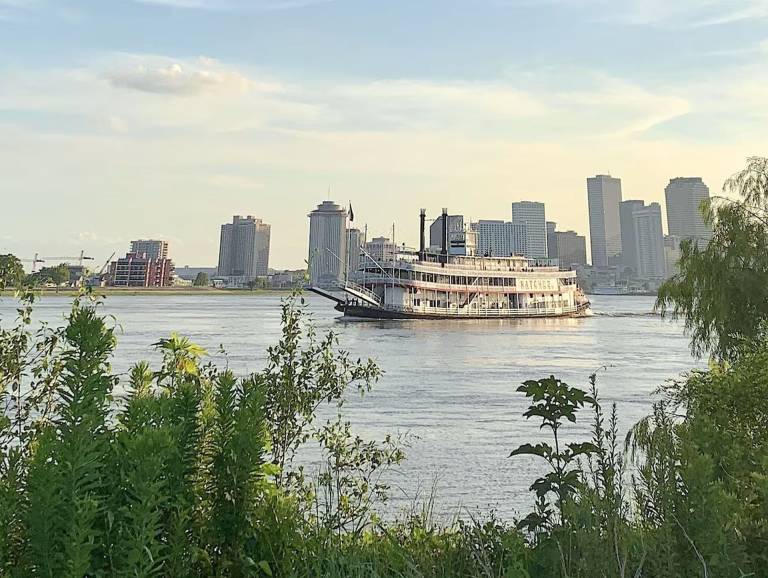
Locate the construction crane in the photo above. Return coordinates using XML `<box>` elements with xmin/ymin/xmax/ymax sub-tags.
<box><xmin>98</xmin><ymin>252</ymin><xmax>115</xmax><ymax>276</ymax></box>
<box><xmin>42</xmin><ymin>250</ymin><xmax>94</xmax><ymax>268</ymax></box>
<box><xmin>18</xmin><ymin>253</ymin><xmax>45</xmax><ymax>272</ymax></box>
<box><xmin>82</xmin><ymin>252</ymin><xmax>115</xmax><ymax>288</ymax></box>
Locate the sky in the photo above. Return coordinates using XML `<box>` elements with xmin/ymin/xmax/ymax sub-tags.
<box><xmin>1</xmin><ymin>0</ymin><xmax>767</xmax><ymax>269</ymax></box>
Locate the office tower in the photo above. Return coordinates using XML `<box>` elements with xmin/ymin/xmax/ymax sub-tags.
<box><xmin>474</xmin><ymin>220</ymin><xmax>527</xmax><ymax>257</ymax></box>
<box><xmin>130</xmin><ymin>239</ymin><xmax>169</xmax><ymax>261</ymax></box>
<box><xmin>555</xmin><ymin>231</ymin><xmax>587</xmax><ymax>269</ymax></box>
<box><xmin>621</xmin><ymin>201</ymin><xmax>666</xmax><ymax>279</ymax></box>
<box><xmin>587</xmin><ymin>174</ymin><xmax>623</xmax><ymax>267</ymax></box>
<box><xmin>546</xmin><ymin>221</ymin><xmax>558</xmax><ymax>259</ymax></box>
<box><xmin>512</xmin><ymin>201</ymin><xmax>547</xmax><ymax>258</ymax></box>
<box><xmin>429</xmin><ymin>214</ymin><xmax>464</xmax><ymax>250</ymax></box>
<box><xmin>308</xmin><ymin>201</ymin><xmax>347</xmax><ymax>287</ymax></box>
<box><xmin>619</xmin><ymin>200</ymin><xmax>645</xmax><ymax>274</ymax></box>
<box><xmin>664</xmin><ymin>177</ymin><xmax>713</xmax><ymax>246</ymax></box>
<box><xmin>347</xmin><ymin>228</ymin><xmax>364</xmax><ymax>275</ymax></box>
<box><xmin>217</xmin><ymin>215</ymin><xmax>271</xmax><ymax>280</ymax></box>
<box><xmin>664</xmin><ymin>235</ymin><xmax>682</xmax><ymax>278</ymax></box>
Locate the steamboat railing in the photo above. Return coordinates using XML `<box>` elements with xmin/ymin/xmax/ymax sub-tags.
<box><xmin>375</xmin><ymin>304</ymin><xmax>584</xmax><ymax>317</ymax></box>
<box><xmin>342</xmin><ymin>280</ymin><xmax>382</xmax><ymax>307</ymax></box>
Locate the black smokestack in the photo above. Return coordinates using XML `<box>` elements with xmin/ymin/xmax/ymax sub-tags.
<box><xmin>419</xmin><ymin>209</ymin><xmax>426</xmax><ymax>260</ymax></box>
<box><xmin>441</xmin><ymin>207</ymin><xmax>448</xmax><ymax>262</ymax></box>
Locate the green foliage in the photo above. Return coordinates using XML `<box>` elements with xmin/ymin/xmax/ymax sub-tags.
<box><xmin>2</xmin><ymin>261</ymin><xmax>768</xmax><ymax>577</ymax></box>
<box><xmin>247</xmin><ymin>278</ymin><xmax>268</xmax><ymax>291</ymax></box>
<box><xmin>193</xmin><ymin>272</ymin><xmax>210</xmax><ymax>287</ymax></box>
<box><xmin>657</xmin><ymin>156</ymin><xmax>768</xmax><ymax>360</ymax></box>
<box><xmin>0</xmin><ymin>290</ymin><xmax>415</xmax><ymax>577</ymax></box>
<box><xmin>0</xmin><ymin>254</ymin><xmax>24</xmax><ymax>290</ymax></box>
<box><xmin>29</xmin><ymin>263</ymin><xmax>71</xmax><ymax>288</ymax></box>
<box><xmin>262</xmin><ymin>293</ymin><xmax>381</xmax><ymax>492</ymax></box>
<box><xmin>314</xmin><ymin>419</ymin><xmax>405</xmax><ymax>536</ymax></box>
<box><xmin>510</xmin><ymin>376</ymin><xmax>597</xmax><ymax>534</ymax></box>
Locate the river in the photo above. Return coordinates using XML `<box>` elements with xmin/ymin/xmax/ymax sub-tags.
<box><xmin>0</xmin><ymin>293</ymin><xmax>696</xmax><ymax>520</ymax></box>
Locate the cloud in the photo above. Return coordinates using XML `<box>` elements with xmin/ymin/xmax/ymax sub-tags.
<box><xmin>132</xmin><ymin>0</ymin><xmax>335</xmax><ymax>10</ymax></box>
<box><xmin>553</xmin><ymin>75</ymin><xmax>691</xmax><ymax>137</ymax></box>
<box><xmin>494</xmin><ymin>0</ymin><xmax>768</xmax><ymax>27</ymax></box>
<box><xmin>0</xmin><ymin>54</ymin><xmax>697</xmax><ymax>141</ymax></box>
<box><xmin>107</xmin><ymin>57</ymin><xmax>261</xmax><ymax>96</ymax></box>
<box><xmin>0</xmin><ymin>0</ymin><xmax>37</xmax><ymax>19</ymax></box>
<box><xmin>336</xmin><ymin>80</ymin><xmax>549</xmax><ymax>121</ymax></box>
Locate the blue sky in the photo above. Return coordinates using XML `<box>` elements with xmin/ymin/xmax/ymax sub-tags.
<box><xmin>1</xmin><ymin>0</ymin><xmax>767</xmax><ymax>268</ymax></box>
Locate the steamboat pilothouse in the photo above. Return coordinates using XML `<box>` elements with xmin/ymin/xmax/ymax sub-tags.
<box><xmin>310</xmin><ymin>208</ymin><xmax>591</xmax><ymax>319</ymax></box>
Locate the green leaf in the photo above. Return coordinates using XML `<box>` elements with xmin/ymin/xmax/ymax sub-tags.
<box><xmin>509</xmin><ymin>443</ymin><xmax>553</xmax><ymax>460</ymax></box>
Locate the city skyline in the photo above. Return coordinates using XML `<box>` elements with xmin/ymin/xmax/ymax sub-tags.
<box><xmin>3</xmin><ymin>172</ymin><xmax>721</xmax><ymax>272</ymax></box>
<box><xmin>1</xmin><ymin>1</ymin><xmax>765</xmax><ymax>268</ymax></box>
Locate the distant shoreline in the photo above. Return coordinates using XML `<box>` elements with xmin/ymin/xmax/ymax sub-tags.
<box><xmin>586</xmin><ymin>291</ymin><xmax>657</xmax><ymax>297</ymax></box>
<box><xmin>1</xmin><ymin>287</ymin><xmax>297</xmax><ymax>298</ymax></box>
<box><xmin>2</xmin><ymin>287</ymin><xmax>659</xmax><ymax>298</ymax></box>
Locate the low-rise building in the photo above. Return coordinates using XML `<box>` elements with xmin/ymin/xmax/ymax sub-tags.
<box><xmin>269</xmin><ymin>269</ymin><xmax>306</xmax><ymax>289</ymax></box>
<box><xmin>108</xmin><ymin>252</ymin><xmax>174</xmax><ymax>287</ymax></box>
<box><xmin>175</xmin><ymin>266</ymin><xmax>218</xmax><ymax>281</ymax></box>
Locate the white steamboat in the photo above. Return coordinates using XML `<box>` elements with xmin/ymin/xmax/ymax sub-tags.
<box><xmin>310</xmin><ymin>208</ymin><xmax>590</xmax><ymax>320</ymax></box>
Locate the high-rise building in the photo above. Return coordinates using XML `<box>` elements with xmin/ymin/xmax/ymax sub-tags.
<box><xmin>512</xmin><ymin>201</ymin><xmax>547</xmax><ymax>258</ymax></box>
<box><xmin>546</xmin><ymin>221</ymin><xmax>558</xmax><ymax>259</ymax></box>
<box><xmin>474</xmin><ymin>220</ymin><xmax>527</xmax><ymax>257</ymax></box>
<box><xmin>587</xmin><ymin>174</ymin><xmax>623</xmax><ymax>267</ymax></box>
<box><xmin>217</xmin><ymin>215</ymin><xmax>271</xmax><ymax>281</ymax></box>
<box><xmin>308</xmin><ymin>201</ymin><xmax>347</xmax><ymax>287</ymax></box>
<box><xmin>555</xmin><ymin>231</ymin><xmax>587</xmax><ymax>269</ymax></box>
<box><xmin>429</xmin><ymin>214</ymin><xmax>464</xmax><ymax>251</ymax></box>
<box><xmin>130</xmin><ymin>239</ymin><xmax>169</xmax><ymax>261</ymax></box>
<box><xmin>619</xmin><ymin>200</ymin><xmax>645</xmax><ymax>274</ymax></box>
<box><xmin>664</xmin><ymin>177</ymin><xmax>713</xmax><ymax>246</ymax></box>
<box><xmin>347</xmin><ymin>228</ymin><xmax>364</xmax><ymax>276</ymax></box>
<box><xmin>664</xmin><ymin>235</ymin><xmax>682</xmax><ymax>278</ymax></box>
<box><xmin>621</xmin><ymin>201</ymin><xmax>666</xmax><ymax>279</ymax></box>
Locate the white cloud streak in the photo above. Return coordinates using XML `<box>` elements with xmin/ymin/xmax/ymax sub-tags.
<box><xmin>132</xmin><ymin>0</ymin><xmax>335</xmax><ymax>11</ymax></box>
<box><xmin>108</xmin><ymin>58</ymin><xmax>255</xmax><ymax>96</ymax></box>
<box><xmin>494</xmin><ymin>0</ymin><xmax>768</xmax><ymax>27</ymax></box>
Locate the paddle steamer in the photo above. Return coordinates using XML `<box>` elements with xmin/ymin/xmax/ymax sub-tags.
<box><xmin>310</xmin><ymin>209</ymin><xmax>590</xmax><ymax>319</ymax></box>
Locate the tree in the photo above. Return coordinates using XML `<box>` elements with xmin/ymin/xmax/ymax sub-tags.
<box><xmin>0</xmin><ymin>254</ymin><xmax>24</xmax><ymax>289</ymax></box>
<box><xmin>247</xmin><ymin>278</ymin><xmax>267</xmax><ymax>291</ymax></box>
<box><xmin>34</xmin><ymin>264</ymin><xmax>70</xmax><ymax>287</ymax></box>
<box><xmin>192</xmin><ymin>272</ymin><xmax>209</xmax><ymax>287</ymax></box>
<box><xmin>656</xmin><ymin>156</ymin><xmax>768</xmax><ymax>360</ymax></box>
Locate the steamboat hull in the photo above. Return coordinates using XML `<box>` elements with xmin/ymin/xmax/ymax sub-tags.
<box><xmin>336</xmin><ymin>302</ymin><xmax>591</xmax><ymax>320</ymax></box>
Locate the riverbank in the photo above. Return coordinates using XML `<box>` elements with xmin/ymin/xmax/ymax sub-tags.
<box><xmin>1</xmin><ymin>286</ymin><xmax>295</xmax><ymax>297</ymax></box>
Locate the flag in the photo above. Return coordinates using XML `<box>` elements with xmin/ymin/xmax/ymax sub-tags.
<box><xmin>349</xmin><ymin>201</ymin><xmax>354</xmax><ymax>222</ymax></box>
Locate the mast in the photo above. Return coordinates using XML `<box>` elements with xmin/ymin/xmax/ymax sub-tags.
<box><xmin>392</xmin><ymin>222</ymin><xmax>395</xmax><ymax>299</ymax></box>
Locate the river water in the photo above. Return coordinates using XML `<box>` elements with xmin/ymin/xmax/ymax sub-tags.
<box><xmin>0</xmin><ymin>293</ymin><xmax>696</xmax><ymax>519</ymax></box>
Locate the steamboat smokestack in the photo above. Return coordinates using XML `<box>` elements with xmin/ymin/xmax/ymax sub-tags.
<box><xmin>441</xmin><ymin>207</ymin><xmax>448</xmax><ymax>263</ymax></box>
<box><xmin>419</xmin><ymin>209</ymin><xmax>426</xmax><ymax>260</ymax></box>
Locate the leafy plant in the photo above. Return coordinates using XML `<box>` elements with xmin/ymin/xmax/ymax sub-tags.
<box><xmin>510</xmin><ymin>376</ymin><xmax>597</xmax><ymax>534</ymax></box>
